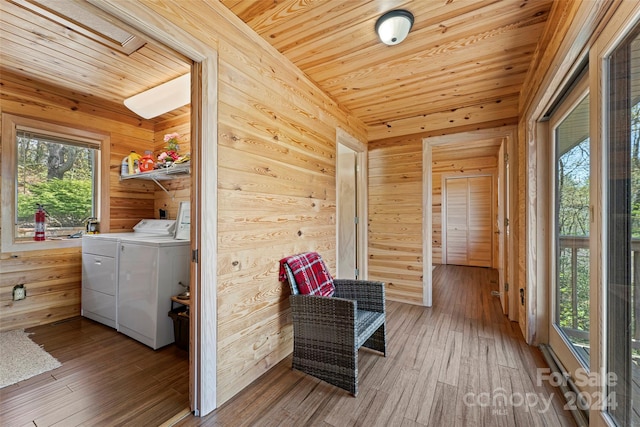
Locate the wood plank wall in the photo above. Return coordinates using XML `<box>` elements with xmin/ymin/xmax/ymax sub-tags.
<box><xmin>368</xmin><ymin>135</ymin><xmax>424</xmax><ymax>305</ymax></box>
<box><xmin>215</xmin><ymin>27</ymin><xmax>366</xmax><ymax>406</ymax></box>
<box><xmin>431</xmin><ymin>151</ymin><xmax>498</xmax><ymax>265</ymax></box>
<box><xmin>119</xmin><ymin>1</ymin><xmax>369</xmax><ymax>405</ymax></box>
<box><xmin>0</xmin><ymin>72</ymin><xmax>156</xmax><ymax>332</ymax></box>
<box><xmin>367</xmin><ymin>133</ymin><xmax>500</xmax><ymax>307</ymax></box>
<box><xmin>2</xmin><ymin>0</ymin><xmax>582</xmax><ymax>407</ymax></box>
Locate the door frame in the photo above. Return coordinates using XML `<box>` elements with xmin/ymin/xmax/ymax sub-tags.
<box><xmin>506</xmin><ymin>135</ymin><xmax>518</xmax><ymax>322</ymax></box>
<box><xmin>497</xmin><ymin>141</ymin><xmax>508</xmax><ymax>316</ymax></box>
<box><xmin>423</xmin><ymin>126</ymin><xmax>516</xmax><ymax>308</ymax></box>
<box><xmin>336</xmin><ymin>128</ymin><xmax>368</xmax><ymax>279</ymax></box>
<box><xmin>90</xmin><ymin>0</ymin><xmax>218</xmax><ymax>416</ymax></box>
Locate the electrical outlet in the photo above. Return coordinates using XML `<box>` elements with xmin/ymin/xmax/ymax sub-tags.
<box><xmin>13</xmin><ymin>284</ymin><xmax>26</xmax><ymax>301</ymax></box>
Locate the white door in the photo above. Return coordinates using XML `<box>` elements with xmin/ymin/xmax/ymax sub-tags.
<box><xmin>337</xmin><ymin>143</ymin><xmax>357</xmax><ymax>279</ymax></box>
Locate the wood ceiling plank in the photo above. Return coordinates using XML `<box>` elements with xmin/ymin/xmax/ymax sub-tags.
<box><xmin>1</xmin><ymin>2</ymin><xmax>188</xmax><ymax>101</ymax></box>
<box><xmin>251</xmin><ymin>1</ymin><xmax>411</xmax><ymax>53</ymax></box>
<box><xmin>220</xmin><ymin>0</ymin><xmax>300</xmax><ymax>24</ymax></box>
<box><xmin>214</xmin><ymin>0</ymin><xmax>550</xmax><ymax>137</ymax></box>
<box><xmin>0</xmin><ymin>39</ymin><xmax>131</xmax><ymax>100</ymax></box>
<box><xmin>357</xmin><ymin>86</ymin><xmax>523</xmax><ymax>128</ymax></box>
<box><xmin>368</xmin><ymin>95</ymin><xmax>519</xmax><ymax>141</ymax></box>
<box><xmin>1</xmin><ymin>0</ymin><xmax>190</xmax><ymax>122</ymax></box>
<box><xmin>281</xmin><ymin>0</ymin><xmax>502</xmax><ymax>66</ymax></box>
<box><xmin>322</xmin><ymin>44</ymin><xmax>536</xmax><ymax>95</ymax></box>
<box><xmin>0</xmin><ymin>70</ymin><xmax>151</xmax><ymax>128</ymax></box>
<box><xmin>308</xmin><ymin>21</ymin><xmax>545</xmax><ymax>89</ymax></box>
<box><xmin>331</xmin><ymin>74</ymin><xmax>526</xmax><ymax>123</ymax></box>
<box><xmin>290</xmin><ymin>0</ymin><xmax>549</xmax><ymax>73</ymax></box>
<box><xmin>1</xmin><ymin>0</ymin><xmax>555</xmax><ymax>140</ymax></box>
<box><xmin>339</xmin><ymin>53</ymin><xmax>534</xmax><ymax>123</ymax></box>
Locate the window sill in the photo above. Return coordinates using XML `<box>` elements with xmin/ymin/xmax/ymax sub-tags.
<box><xmin>2</xmin><ymin>237</ymin><xmax>82</xmax><ymax>253</ymax></box>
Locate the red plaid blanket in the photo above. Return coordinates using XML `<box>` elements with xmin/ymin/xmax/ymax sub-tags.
<box><xmin>279</xmin><ymin>252</ymin><xmax>335</xmax><ymax>297</ymax></box>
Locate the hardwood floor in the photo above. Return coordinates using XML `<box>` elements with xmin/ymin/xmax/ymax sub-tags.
<box><xmin>1</xmin><ymin>266</ymin><xmax>577</xmax><ymax>426</ymax></box>
<box><xmin>177</xmin><ymin>265</ymin><xmax>577</xmax><ymax>427</ymax></box>
<box><xmin>0</xmin><ymin>317</ymin><xmax>189</xmax><ymax>426</ymax></box>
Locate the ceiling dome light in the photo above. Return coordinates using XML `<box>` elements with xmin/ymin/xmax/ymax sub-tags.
<box><xmin>375</xmin><ymin>9</ymin><xmax>414</xmax><ymax>45</ymax></box>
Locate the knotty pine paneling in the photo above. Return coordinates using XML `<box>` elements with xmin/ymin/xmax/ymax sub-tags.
<box><xmin>129</xmin><ymin>0</ymin><xmax>368</xmax><ymax>406</ymax></box>
<box><xmin>0</xmin><ymin>0</ymin><xmax>190</xmax><ymax>121</ymax></box>
<box><xmin>367</xmin><ymin>134</ymin><xmax>499</xmax><ymax>308</ymax></box>
<box><xmin>368</xmin><ymin>95</ymin><xmax>520</xmax><ymax>141</ymax></box>
<box><xmin>368</xmin><ymin>136</ymin><xmax>423</xmax><ymax>305</ymax></box>
<box><xmin>0</xmin><ymin>247</ymin><xmax>82</xmax><ymax>331</ymax></box>
<box><xmin>0</xmin><ymin>77</ymin><xmax>156</xmax><ymax>332</ymax></box>
<box><xmin>224</xmin><ymin>0</ymin><xmax>553</xmax><ymax>142</ymax></box>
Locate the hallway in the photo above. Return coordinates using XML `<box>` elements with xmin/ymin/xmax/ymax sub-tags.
<box><xmin>179</xmin><ymin>265</ymin><xmax>576</xmax><ymax>426</ymax></box>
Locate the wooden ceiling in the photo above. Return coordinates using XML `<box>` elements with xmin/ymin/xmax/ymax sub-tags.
<box><xmin>0</xmin><ymin>0</ymin><xmax>191</xmax><ymax>123</ymax></box>
<box><xmin>222</xmin><ymin>0</ymin><xmax>554</xmax><ymax>140</ymax></box>
<box><xmin>1</xmin><ymin>0</ymin><xmax>554</xmax><ymax>138</ymax></box>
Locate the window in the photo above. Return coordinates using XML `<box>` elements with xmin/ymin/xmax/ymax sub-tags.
<box><xmin>1</xmin><ymin>114</ymin><xmax>109</xmax><ymax>251</ymax></box>
<box><xmin>606</xmin><ymin>22</ymin><xmax>640</xmax><ymax>427</ymax></box>
<box><xmin>554</xmin><ymin>92</ymin><xmax>591</xmax><ymax>368</ymax></box>
<box><xmin>15</xmin><ymin>130</ymin><xmax>97</xmax><ymax>240</ymax></box>
<box><xmin>547</xmin><ymin>72</ymin><xmax>593</xmax><ymax>424</ymax></box>
<box><xmin>538</xmin><ymin>3</ymin><xmax>640</xmax><ymax>425</ymax></box>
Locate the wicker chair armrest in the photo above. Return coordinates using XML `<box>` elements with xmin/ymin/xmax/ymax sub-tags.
<box><xmin>333</xmin><ymin>279</ymin><xmax>385</xmax><ymax>313</ymax></box>
<box><xmin>289</xmin><ymin>294</ymin><xmax>356</xmax><ymax>322</ymax></box>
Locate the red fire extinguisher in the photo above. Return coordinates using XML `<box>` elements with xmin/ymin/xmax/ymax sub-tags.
<box><xmin>34</xmin><ymin>204</ymin><xmax>45</xmax><ymax>241</ymax></box>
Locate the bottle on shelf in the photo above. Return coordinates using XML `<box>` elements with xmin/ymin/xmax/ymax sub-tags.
<box><xmin>139</xmin><ymin>150</ymin><xmax>155</xmax><ymax>172</ymax></box>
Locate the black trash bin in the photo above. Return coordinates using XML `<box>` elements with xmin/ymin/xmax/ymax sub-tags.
<box><xmin>168</xmin><ymin>306</ymin><xmax>189</xmax><ymax>351</ymax></box>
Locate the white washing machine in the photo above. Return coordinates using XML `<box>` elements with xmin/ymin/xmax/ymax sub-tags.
<box><xmin>82</xmin><ymin>219</ymin><xmax>190</xmax><ymax>349</ymax></box>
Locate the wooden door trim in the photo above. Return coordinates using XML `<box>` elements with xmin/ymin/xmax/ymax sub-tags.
<box><xmin>336</xmin><ymin>128</ymin><xmax>368</xmax><ymax>279</ymax></box>
<box><xmin>424</xmin><ymin>126</ymin><xmax>516</xmax><ymax>309</ymax></box>
<box><xmin>90</xmin><ymin>0</ymin><xmax>217</xmax><ymax>416</ymax></box>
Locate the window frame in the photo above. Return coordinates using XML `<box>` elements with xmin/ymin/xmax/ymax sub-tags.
<box><xmin>1</xmin><ymin>113</ymin><xmax>110</xmax><ymax>252</ymax></box>
<box><xmin>548</xmin><ymin>76</ymin><xmax>592</xmax><ymax>375</ymax></box>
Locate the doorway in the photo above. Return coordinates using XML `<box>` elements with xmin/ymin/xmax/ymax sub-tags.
<box><xmin>87</xmin><ymin>1</ymin><xmax>216</xmax><ymax>417</ymax></box>
<box><xmin>336</xmin><ymin>128</ymin><xmax>367</xmax><ymax>280</ymax></box>
<box><xmin>424</xmin><ymin>127</ymin><xmax>516</xmax><ymax>309</ymax></box>
<box><xmin>337</xmin><ymin>144</ymin><xmax>358</xmax><ymax>279</ymax></box>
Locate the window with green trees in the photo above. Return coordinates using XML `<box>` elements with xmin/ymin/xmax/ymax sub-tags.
<box><xmin>15</xmin><ymin>130</ymin><xmax>97</xmax><ymax>240</ymax></box>
<box><xmin>554</xmin><ymin>93</ymin><xmax>590</xmax><ymax>367</ymax></box>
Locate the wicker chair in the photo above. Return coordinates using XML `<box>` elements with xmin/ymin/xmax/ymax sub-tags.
<box><xmin>281</xmin><ymin>252</ymin><xmax>386</xmax><ymax>396</ymax></box>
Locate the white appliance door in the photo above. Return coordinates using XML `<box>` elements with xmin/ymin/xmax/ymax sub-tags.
<box><xmin>118</xmin><ymin>242</ymin><xmax>158</xmax><ymax>341</ymax></box>
<box><xmin>82</xmin><ymin>253</ymin><xmax>117</xmax><ymax>323</ymax></box>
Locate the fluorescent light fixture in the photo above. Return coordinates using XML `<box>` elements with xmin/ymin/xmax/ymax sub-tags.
<box><xmin>124</xmin><ymin>73</ymin><xmax>190</xmax><ymax>119</ymax></box>
<box><xmin>375</xmin><ymin>10</ymin><xmax>414</xmax><ymax>46</ymax></box>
